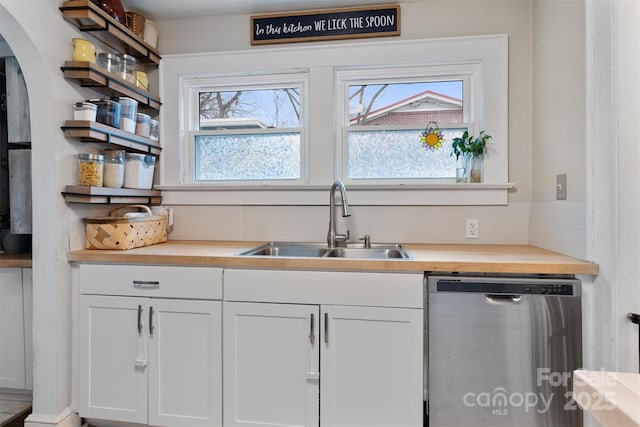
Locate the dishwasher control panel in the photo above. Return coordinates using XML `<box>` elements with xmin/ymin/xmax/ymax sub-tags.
<box><xmin>431</xmin><ymin>277</ymin><xmax>580</xmax><ymax>296</ymax></box>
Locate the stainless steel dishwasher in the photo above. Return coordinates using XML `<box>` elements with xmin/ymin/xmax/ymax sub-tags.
<box><xmin>427</xmin><ymin>274</ymin><xmax>582</xmax><ymax>427</ymax></box>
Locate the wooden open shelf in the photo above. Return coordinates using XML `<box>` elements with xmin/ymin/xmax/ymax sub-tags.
<box><xmin>62</xmin><ymin>120</ymin><xmax>162</xmax><ymax>155</ymax></box>
<box><xmin>62</xmin><ymin>61</ymin><xmax>161</xmax><ymax>111</ymax></box>
<box><xmin>63</xmin><ymin>185</ymin><xmax>162</xmax><ymax>204</ymax></box>
<box><xmin>60</xmin><ymin>0</ymin><xmax>160</xmax><ymax>65</ymax></box>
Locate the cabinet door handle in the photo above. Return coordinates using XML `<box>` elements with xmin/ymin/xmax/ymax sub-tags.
<box><xmin>309</xmin><ymin>313</ymin><xmax>315</xmax><ymax>344</ymax></box>
<box><xmin>137</xmin><ymin>304</ymin><xmax>143</xmax><ymax>334</ymax></box>
<box><xmin>324</xmin><ymin>312</ymin><xmax>329</xmax><ymax>344</ymax></box>
<box><xmin>149</xmin><ymin>306</ymin><xmax>155</xmax><ymax>336</ymax></box>
<box><xmin>133</xmin><ymin>280</ymin><xmax>160</xmax><ymax>288</ymax></box>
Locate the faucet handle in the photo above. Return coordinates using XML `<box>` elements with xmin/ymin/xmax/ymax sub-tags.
<box><xmin>335</xmin><ymin>229</ymin><xmax>350</xmax><ymax>243</ymax></box>
<box><xmin>359</xmin><ymin>234</ymin><xmax>371</xmax><ymax>248</ymax></box>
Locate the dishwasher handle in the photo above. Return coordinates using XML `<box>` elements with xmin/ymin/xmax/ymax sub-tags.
<box><xmin>483</xmin><ymin>294</ymin><xmax>523</xmax><ymax>305</ymax></box>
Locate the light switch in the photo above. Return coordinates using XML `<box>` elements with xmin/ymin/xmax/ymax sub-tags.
<box><xmin>556</xmin><ymin>174</ymin><xmax>567</xmax><ymax>200</ymax></box>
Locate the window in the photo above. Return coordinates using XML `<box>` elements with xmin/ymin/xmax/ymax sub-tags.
<box><xmin>337</xmin><ymin>65</ymin><xmax>481</xmax><ymax>184</ymax></box>
<box><xmin>186</xmin><ymin>74</ymin><xmax>307</xmax><ymax>183</ymax></box>
<box><xmin>167</xmin><ymin>35</ymin><xmax>509</xmax><ymax>204</ymax></box>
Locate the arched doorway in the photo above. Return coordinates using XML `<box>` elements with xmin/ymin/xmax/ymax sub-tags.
<box><xmin>0</xmin><ymin>4</ymin><xmax>77</xmax><ymax>426</ymax></box>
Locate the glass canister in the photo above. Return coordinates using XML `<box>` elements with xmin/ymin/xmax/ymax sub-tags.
<box><xmin>149</xmin><ymin>119</ymin><xmax>159</xmax><ymax>141</ymax></box>
<box><xmin>118</xmin><ymin>97</ymin><xmax>138</xmax><ymax>133</ymax></box>
<box><xmin>116</xmin><ymin>53</ymin><xmax>137</xmax><ymax>84</ymax></box>
<box><xmin>77</xmin><ymin>153</ymin><xmax>104</xmax><ymax>186</ymax></box>
<box><xmin>94</xmin><ymin>99</ymin><xmax>121</xmax><ymax>128</ymax></box>
<box><xmin>102</xmin><ymin>149</ymin><xmax>125</xmax><ymax>188</ymax></box>
<box><xmin>124</xmin><ymin>153</ymin><xmax>156</xmax><ymax>189</ymax></box>
<box><xmin>135</xmin><ymin>113</ymin><xmax>151</xmax><ymax>137</ymax></box>
<box><xmin>96</xmin><ymin>53</ymin><xmax>122</xmax><ymax>75</ymax></box>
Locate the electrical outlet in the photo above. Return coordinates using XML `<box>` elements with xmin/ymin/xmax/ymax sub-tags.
<box><xmin>466</xmin><ymin>219</ymin><xmax>479</xmax><ymax>239</ymax></box>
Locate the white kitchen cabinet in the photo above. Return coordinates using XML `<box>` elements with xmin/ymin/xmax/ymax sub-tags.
<box><xmin>224</xmin><ymin>302</ymin><xmax>320</xmax><ymax>427</ymax></box>
<box><xmin>321</xmin><ymin>305</ymin><xmax>423</xmax><ymax>427</ymax></box>
<box><xmin>0</xmin><ymin>267</ymin><xmax>32</xmax><ymax>390</ymax></box>
<box><xmin>77</xmin><ymin>265</ymin><xmax>223</xmax><ymax>427</ymax></box>
<box><xmin>223</xmin><ymin>269</ymin><xmax>423</xmax><ymax>427</ymax></box>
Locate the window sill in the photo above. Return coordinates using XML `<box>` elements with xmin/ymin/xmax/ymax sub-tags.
<box><xmin>156</xmin><ymin>183</ymin><xmax>515</xmax><ymax>206</ymax></box>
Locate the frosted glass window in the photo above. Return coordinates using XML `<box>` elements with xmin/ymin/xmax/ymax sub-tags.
<box><xmin>343</xmin><ymin>79</ymin><xmax>470</xmax><ymax>181</ymax></box>
<box><xmin>195</xmin><ymin>133</ymin><xmax>300</xmax><ymax>181</ymax></box>
<box><xmin>190</xmin><ymin>80</ymin><xmax>305</xmax><ymax>183</ymax></box>
<box><xmin>346</xmin><ymin>128</ymin><xmax>465</xmax><ymax>179</ymax></box>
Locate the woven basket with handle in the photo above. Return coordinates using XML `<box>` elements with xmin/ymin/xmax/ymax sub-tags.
<box><xmin>84</xmin><ymin>204</ymin><xmax>167</xmax><ymax>250</ymax></box>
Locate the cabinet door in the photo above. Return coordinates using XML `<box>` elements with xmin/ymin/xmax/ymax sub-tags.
<box><xmin>23</xmin><ymin>268</ymin><xmax>32</xmax><ymax>390</ymax></box>
<box><xmin>321</xmin><ymin>305</ymin><xmax>423</xmax><ymax>427</ymax></box>
<box><xmin>78</xmin><ymin>295</ymin><xmax>148</xmax><ymax>424</ymax></box>
<box><xmin>148</xmin><ymin>299</ymin><xmax>222</xmax><ymax>427</ymax></box>
<box><xmin>0</xmin><ymin>268</ymin><xmax>25</xmax><ymax>389</ymax></box>
<box><xmin>224</xmin><ymin>302</ymin><xmax>319</xmax><ymax>427</ymax></box>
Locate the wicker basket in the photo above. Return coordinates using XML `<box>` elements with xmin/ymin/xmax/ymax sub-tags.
<box><xmin>84</xmin><ymin>205</ymin><xmax>167</xmax><ymax>250</ymax></box>
<box><xmin>125</xmin><ymin>11</ymin><xmax>146</xmax><ymax>37</ymax></box>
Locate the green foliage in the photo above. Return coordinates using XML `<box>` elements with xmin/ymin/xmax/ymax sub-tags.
<box><xmin>451</xmin><ymin>130</ymin><xmax>492</xmax><ymax>160</ymax></box>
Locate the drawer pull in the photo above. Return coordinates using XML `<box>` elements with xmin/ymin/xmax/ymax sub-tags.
<box><xmin>133</xmin><ymin>280</ymin><xmax>160</xmax><ymax>288</ymax></box>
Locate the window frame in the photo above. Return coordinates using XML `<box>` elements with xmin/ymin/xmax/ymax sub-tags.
<box><xmin>335</xmin><ymin>64</ymin><xmax>481</xmax><ymax>186</ymax></box>
<box><xmin>161</xmin><ymin>35</ymin><xmax>510</xmax><ymax>205</ymax></box>
<box><xmin>182</xmin><ymin>72</ymin><xmax>310</xmax><ymax>186</ymax></box>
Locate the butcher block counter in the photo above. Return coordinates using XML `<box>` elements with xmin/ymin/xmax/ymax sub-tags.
<box><xmin>67</xmin><ymin>240</ymin><xmax>598</xmax><ymax>275</ymax></box>
<box><xmin>0</xmin><ymin>252</ymin><xmax>32</xmax><ymax>268</ymax></box>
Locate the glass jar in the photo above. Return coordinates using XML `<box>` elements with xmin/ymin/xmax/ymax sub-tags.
<box><xmin>96</xmin><ymin>53</ymin><xmax>122</xmax><ymax>75</ymax></box>
<box><xmin>135</xmin><ymin>113</ymin><xmax>151</xmax><ymax>137</ymax></box>
<box><xmin>124</xmin><ymin>153</ymin><xmax>155</xmax><ymax>189</ymax></box>
<box><xmin>102</xmin><ymin>150</ymin><xmax>125</xmax><ymax>188</ymax></box>
<box><xmin>116</xmin><ymin>53</ymin><xmax>137</xmax><ymax>84</ymax></box>
<box><xmin>77</xmin><ymin>153</ymin><xmax>104</xmax><ymax>186</ymax></box>
<box><xmin>94</xmin><ymin>99</ymin><xmax>121</xmax><ymax>128</ymax></box>
<box><xmin>149</xmin><ymin>119</ymin><xmax>159</xmax><ymax>141</ymax></box>
<box><xmin>118</xmin><ymin>97</ymin><xmax>138</xmax><ymax>133</ymax></box>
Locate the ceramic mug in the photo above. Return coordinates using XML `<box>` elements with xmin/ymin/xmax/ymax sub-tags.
<box><xmin>72</xmin><ymin>38</ymin><xmax>96</xmax><ymax>63</ymax></box>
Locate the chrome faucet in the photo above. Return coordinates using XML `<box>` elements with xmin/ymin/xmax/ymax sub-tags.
<box><xmin>327</xmin><ymin>180</ymin><xmax>351</xmax><ymax>248</ymax></box>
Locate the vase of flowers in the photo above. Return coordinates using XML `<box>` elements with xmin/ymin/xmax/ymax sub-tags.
<box><xmin>451</xmin><ymin>130</ymin><xmax>491</xmax><ymax>183</ymax></box>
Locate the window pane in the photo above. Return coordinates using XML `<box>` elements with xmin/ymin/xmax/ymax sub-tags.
<box><xmin>348</xmin><ymin>81</ymin><xmax>463</xmax><ymax>126</ymax></box>
<box><xmin>199</xmin><ymin>88</ymin><xmax>301</xmax><ymax>129</ymax></box>
<box><xmin>195</xmin><ymin>133</ymin><xmax>300</xmax><ymax>181</ymax></box>
<box><xmin>346</xmin><ymin>128</ymin><xmax>465</xmax><ymax>179</ymax></box>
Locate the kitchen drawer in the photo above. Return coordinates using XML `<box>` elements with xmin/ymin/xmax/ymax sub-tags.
<box><xmin>78</xmin><ymin>264</ymin><xmax>222</xmax><ymax>299</ymax></box>
<box><xmin>224</xmin><ymin>268</ymin><xmax>423</xmax><ymax>308</ymax></box>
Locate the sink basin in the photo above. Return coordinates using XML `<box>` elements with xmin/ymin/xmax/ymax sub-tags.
<box><xmin>238</xmin><ymin>242</ymin><xmax>412</xmax><ymax>260</ymax></box>
<box><xmin>325</xmin><ymin>246</ymin><xmax>409</xmax><ymax>259</ymax></box>
<box><xmin>241</xmin><ymin>242</ymin><xmax>328</xmax><ymax>258</ymax></box>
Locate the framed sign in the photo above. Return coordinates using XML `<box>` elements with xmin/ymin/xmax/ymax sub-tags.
<box><xmin>251</xmin><ymin>5</ymin><xmax>400</xmax><ymax>45</ymax></box>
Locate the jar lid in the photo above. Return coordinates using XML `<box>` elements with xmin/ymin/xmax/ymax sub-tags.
<box><xmin>97</xmin><ymin>52</ymin><xmax>121</xmax><ymax>61</ymax></box>
<box><xmin>136</xmin><ymin>113</ymin><xmax>151</xmax><ymax>120</ymax></box>
<box><xmin>91</xmin><ymin>98</ymin><xmax>119</xmax><ymax>106</ymax></box>
<box><xmin>74</xmin><ymin>102</ymin><xmax>97</xmax><ymax>110</ymax></box>
<box><xmin>78</xmin><ymin>153</ymin><xmax>104</xmax><ymax>161</ymax></box>
<box><xmin>118</xmin><ymin>97</ymin><xmax>138</xmax><ymax>105</ymax></box>
<box><xmin>125</xmin><ymin>153</ymin><xmax>155</xmax><ymax>165</ymax></box>
<box><xmin>116</xmin><ymin>53</ymin><xmax>137</xmax><ymax>63</ymax></box>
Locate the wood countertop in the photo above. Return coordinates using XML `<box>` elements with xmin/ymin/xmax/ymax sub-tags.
<box><xmin>573</xmin><ymin>370</ymin><xmax>640</xmax><ymax>426</ymax></box>
<box><xmin>67</xmin><ymin>240</ymin><xmax>599</xmax><ymax>275</ymax></box>
<box><xmin>0</xmin><ymin>253</ymin><xmax>32</xmax><ymax>268</ymax></box>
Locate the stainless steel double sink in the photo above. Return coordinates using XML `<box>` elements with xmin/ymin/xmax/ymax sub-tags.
<box><xmin>239</xmin><ymin>242</ymin><xmax>412</xmax><ymax>260</ymax></box>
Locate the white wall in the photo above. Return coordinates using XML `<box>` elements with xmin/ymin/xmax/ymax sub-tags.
<box><xmin>529</xmin><ymin>0</ymin><xmax>586</xmax><ymax>259</ymax></box>
<box><xmin>0</xmin><ymin>1</ymin><xmax>89</xmax><ymax>425</ymax></box>
<box><xmin>156</xmin><ymin>0</ymin><xmax>534</xmax><ymax>244</ymax></box>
